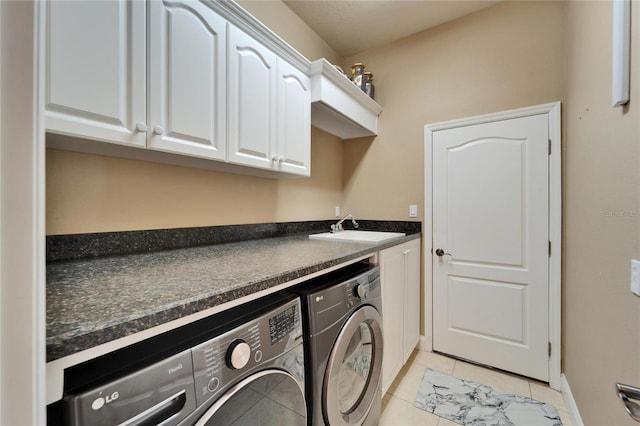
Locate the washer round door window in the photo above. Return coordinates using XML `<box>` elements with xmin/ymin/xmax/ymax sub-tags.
<box><xmin>195</xmin><ymin>370</ymin><xmax>306</xmax><ymax>426</ymax></box>
<box><xmin>323</xmin><ymin>305</ymin><xmax>383</xmax><ymax>425</ymax></box>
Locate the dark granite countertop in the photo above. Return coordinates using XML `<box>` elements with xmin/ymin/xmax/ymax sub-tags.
<box><xmin>47</xmin><ymin>231</ymin><xmax>420</xmax><ymax>362</ymax></box>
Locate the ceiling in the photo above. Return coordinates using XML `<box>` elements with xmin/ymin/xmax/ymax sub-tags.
<box><xmin>283</xmin><ymin>0</ymin><xmax>501</xmax><ymax>57</ymax></box>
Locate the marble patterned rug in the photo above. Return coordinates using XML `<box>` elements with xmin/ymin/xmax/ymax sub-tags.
<box><xmin>414</xmin><ymin>369</ymin><xmax>562</xmax><ymax>425</ymax></box>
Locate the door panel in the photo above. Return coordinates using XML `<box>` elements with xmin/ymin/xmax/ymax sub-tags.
<box><xmin>432</xmin><ymin>113</ymin><xmax>549</xmax><ymax>381</ymax></box>
<box><xmin>45</xmin><ymin>0</ymin><xmax>146</xmax><ymax>147</ymax></box>
<box><xmin>379</xmin><ymin>244</ymin><xmax>404</xmax><ymax>393</ymax></box>
<box><xmin>148</xmin><ymin>0</ymin><xmax>226</xmax><ymax>160</ymax></box>
<box><xmin>277</xmin><ymin>60</ymin><xmax>310</xmax><ymax>176</ymax></box>
<box><xmin>447</xmin><ymin>277</ymin><xmax>526</xmax><ymax>343</ymax></box>
<box><xmin>448</xmin><ymin>139</ymin><xmax>525</xmax><ymax>266</ymax></box>
<box><xmin>227</xmin><ymin>25</ymin><xmax>276</xmax><ymax>169</ymax></box>
<box><xmin>403</xmin><ymin>239</ymin><xmax>421</xmax><ymax>363</ymax></box>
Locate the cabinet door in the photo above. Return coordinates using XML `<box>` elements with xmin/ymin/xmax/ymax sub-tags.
<box><xmin>45</xmin><ymin>0</ymin><xmax>146</xmax><ymax>147</ymax></box>
<box><xmin>276</xmin><ymin>60</ymin><xmax>311</xmax><ymax>176</ymax></box>
<box><xmin>227</xmin><ymin>25</ymin><xmax>277</xmax><ymax>170</ymax></box>
<box><xmin>379</xmin><ymin>244</ymin><xmax>405</xmax><ymax>394</ymax></box>
<box><xmin>403</xmin><ymin>239</ymin><xmax>421</xmax><ymax>363</ymax></box>
<box><xmin>148</xmin><ymin>1</ymin><xmax>226</xmax><ymax>160</ymax></box>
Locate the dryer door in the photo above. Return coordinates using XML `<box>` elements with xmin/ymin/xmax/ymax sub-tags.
<box><xmin>194</xmin><ymin>369</ymin><xmax>306</xmax><ymax>426</ymax></box>
<box><xmin>323</xmin><ymin>305</ymin><xmax>383</xmax><ymax>425</ymax></box>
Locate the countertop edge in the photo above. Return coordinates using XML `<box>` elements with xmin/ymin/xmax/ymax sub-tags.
<box><xmin>47</xmin><ymin>233</ymin><xmax>421</xmax><ymax>363</ymax></box>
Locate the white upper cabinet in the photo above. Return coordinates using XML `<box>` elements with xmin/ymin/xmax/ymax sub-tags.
<box><xmin>148</xmin><ymin>1</ymin><xmax>227</xmax><ymax>160</ymax></box>
<box><xmin>309</xmin><ymin>59</ymin><xmax>383</xmax><ymax>140</ymax></box>
<box><xmin>44</xmin><ymin>0</ymin><xmax>313</xmax><ymax>177</ymax></box>
<box><xmin>277</xmin><ymin>60</ymin><xmax>311</xmax><ymax>176</ymax></box>
<box><xmin>227</xmin><ymin>25</ymin><xmax>311</xmax><ymax>176</ymax></box>
<box><xmin>227</xmin><ymin>25</ymin><xmax>277</xmax><ymax>170</ymax></box>
<box><xmin>45</xmin><ymin>0</ymin><xmax>146</xmax><ymax>147</ymax></box>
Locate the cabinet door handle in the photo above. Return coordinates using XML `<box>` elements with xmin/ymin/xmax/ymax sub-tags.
<box><xmin>403</xmin><ymin>249</ymin><xmax>411</xmax><ymax>255</ymax></box>
<box><xmin>153</xmin><ymin>126</ymin><xmax>164</xmax><ymax>135</ymax></box>
<box><xmin>135</xmin><ymin>122</ymin><xmax>148</xmax><ymax>132</ymax></box>
<box><xmin>278</xmin><ymin>156</ymin><xmax>285</xmax><ymax>163</ymax></box>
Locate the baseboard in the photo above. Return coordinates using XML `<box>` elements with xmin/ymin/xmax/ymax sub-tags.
<box><xmin>418</xmin><ymin>335</ymin><xmax>432</xmax><ymax>352</ymax></box>
<box><xmin>561</xmin><ymin>373</ymin><xmax>584</xmax><ymax>426</ymax></box>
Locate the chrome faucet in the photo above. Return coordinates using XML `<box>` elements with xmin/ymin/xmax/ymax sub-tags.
<box><xmin>331</xmin><ymin>213</ymin><xmax>359</xmax><ymax>233</ymax></box>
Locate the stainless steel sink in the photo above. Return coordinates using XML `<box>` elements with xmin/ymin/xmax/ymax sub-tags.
<box><xmin>309</xmin><ymin>230</ymin><xmax>405</xmax><ymax>243</ymax></box>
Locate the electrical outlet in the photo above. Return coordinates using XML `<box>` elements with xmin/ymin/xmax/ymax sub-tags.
<box><xmin>335</xmin><ymin>206</ymin><xmax>341</xmax><ymax>218</ymax></box>
<box><xmin>409</xmin><ymin>205</ymin><xmax>418</xmax><ymax>218</ymax></box>
<box><xmin>632</xmin><ymin>259</ymin><xmax>640</xmax><ymax>297</ymax></box>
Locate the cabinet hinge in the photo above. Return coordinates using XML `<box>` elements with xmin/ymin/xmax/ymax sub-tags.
<box><xmin>548</xmin><ymin>342</ymin><xmax>552</xmax><ymax>357</ymax></box>
<box><xmin>548</xmin><ymin>241</ymin><xmax>551</xmax><ymax>257</ymax></box>
<box><xmin>548</xmin><ymin>139</ymin><xmax>552</xmax><ymax>155</ymax></box>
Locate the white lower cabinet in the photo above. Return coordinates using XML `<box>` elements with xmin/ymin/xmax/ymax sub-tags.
<box><xmin>380</xmin><ymin>238</ymin><xmax>421</xmax><ymax>394</ymax></box>
<box><xmin>44</xmin><ymin>0</ymin><xmax>310</xmax><ymax>177</ymax></box>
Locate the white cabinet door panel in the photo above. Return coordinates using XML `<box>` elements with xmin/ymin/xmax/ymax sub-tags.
<box><xmin>148</xmin><ymin>1</ymin><xmax>226</xmax><ymax>160</ymax></box>
<box><xmin>380</xmin><ymin>243</ymin><xmax>405</xmax><ymax>394</ymax></box>
<box><xmin>45</xmin><ymin>0</ymin><xmax>146</xmax><ymax>147</ymax></box>
<box><xmin>381</xmin><ymin>239</ymin><xmax>422</xmax><ymax>393</ymax></box>
<box><xmin>277</xmin><ymin>60</ymin><xmax>310</xmax><ymax>176</ymax></box>
<box><xmin>227</xmin><ymin>25</ymin><xmax>276</xmax><ymax>170</ymax></box>
<box><xmin>403</xmin><ymin>238</ymin><xmax>421</xmax><ymax>363</ymax></box>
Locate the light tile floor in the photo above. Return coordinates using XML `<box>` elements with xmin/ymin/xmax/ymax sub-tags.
<box><xmin>380</xmin><ymin>350</ymin><xmax>574</xmax><ymax>426</ymax></box>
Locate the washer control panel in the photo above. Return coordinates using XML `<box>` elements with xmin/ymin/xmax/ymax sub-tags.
<box><xmin>346</xmin><ymin>267</ymin><xmax>380</xmax><ymax>308</ymax></box>
<box><xmin>269</xmin><ymin>303</ymin><xmax>299</xmax><ymax>343</ymax></box>
<box><xmin>191</xmin><ymin>298</ymin><xmax>302</xmax><ymax>407</ymax></box>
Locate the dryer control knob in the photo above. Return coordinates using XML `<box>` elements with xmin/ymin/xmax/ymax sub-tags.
<box><xmin>353</xmin><ymin>284</ymin><xmax>367</xmax><ymax>299</ymax></box>
<box><xmin>226</xmin><ymin>339</ymin><xmax>251</xmax><ymax>370</ymax></box>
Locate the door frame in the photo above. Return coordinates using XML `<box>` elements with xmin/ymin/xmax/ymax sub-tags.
<box><xmin>423</xmin><ymin>102</ymin><xmax>561</xmax><ymax>390</ymax></box>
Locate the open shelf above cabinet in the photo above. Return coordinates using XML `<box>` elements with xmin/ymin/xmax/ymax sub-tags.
<box><xmin>309</xmin><ymin>59</ymin><xmax>383</xmax><ymax>140</ymax></box>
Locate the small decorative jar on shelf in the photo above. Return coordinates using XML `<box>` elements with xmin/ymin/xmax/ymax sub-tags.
<box><xmin>350</xmin><ymin>63</ymin><xmax>366</xmax><ymax>90</ymax></box>
<box><xmin>363</xmin><ymin>71</ymin><xmax>374</xmax><ymax>99</ymax></box>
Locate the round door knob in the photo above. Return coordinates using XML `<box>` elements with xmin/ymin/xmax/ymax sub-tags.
<box><xmin>435</xmin><ymin>248</ymin><xmax>452</xmax><ymax>257</ymax></box>
<box><xmin>226</xmin><ymin>339</ymin><xmax>251</xmax><ymax>370</ymax></box>
<box><xmin>353</xmin><ymin>284</ymin><xmax>367</xmax><ymax>299</ymax></box>
<box><xmin>153</xmin><ymin>126</ymin><xmax>164</xmax><ymax>135</ymax></box>
<box><xmin>135</xmin><ymin>122</ymin><xmax>148</xmax><ymax>132</ymax></box>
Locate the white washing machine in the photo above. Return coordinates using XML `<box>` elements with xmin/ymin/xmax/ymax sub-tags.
<box><xmin>49</xmin><ymin>293</ymin><xmax>306</xmax><ymax>426</ymax></box>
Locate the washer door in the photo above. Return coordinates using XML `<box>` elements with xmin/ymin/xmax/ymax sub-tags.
<box><xmin>194</xmin><ymin>369</ymin><xmax>306</xmax><ymax>426</ymax></box>
<box><xmin>323</xmin><ymin>305</ymin><xmax>383</xmax><ymax>425</ymax></box>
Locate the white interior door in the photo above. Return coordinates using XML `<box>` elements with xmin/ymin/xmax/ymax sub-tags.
<box><xmin>432</xmin><ymin>113</ymin><xmax>549</xmax><ymax>381</ymax></box>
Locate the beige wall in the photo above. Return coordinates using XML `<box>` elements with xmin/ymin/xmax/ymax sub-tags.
<box><xmin>342</xmin><ymin>0</ymin><xmax>564</xmax><ymax>221</ymax></box>
<box><xmin>237</xmin><ymin>0</ymin><xmax>341</xmax><ymax>64</ymax></box>
<box><xmin>46</xmin><ymin>2</ymin><xmax>343</xmax><ymax>235</ymax></box>
<box><xmin>47</xmin><ymin>127</ymin><xmax>343</xmax><ymax>234</ymax></box>
<box><xmin>45</xmin><ymin>2</ymin><xmax>640</xmax><ymax>423</ymax></box>
<box><xmin>563</xmin><ymin>1</ymin><xmax>640</xmax><ymax>424</ymax></box>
